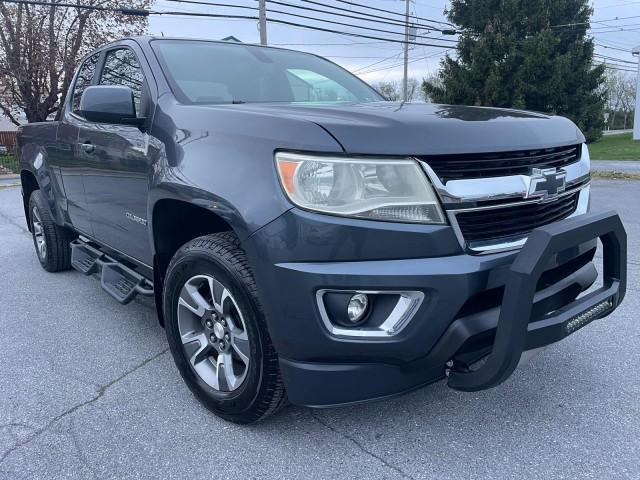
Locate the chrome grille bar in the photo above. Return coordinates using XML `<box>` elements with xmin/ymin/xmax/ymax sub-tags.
<box><xmin>419</xmin><ymin>144</ymin><xmax>592</xmax><ymax>254</ymax></box>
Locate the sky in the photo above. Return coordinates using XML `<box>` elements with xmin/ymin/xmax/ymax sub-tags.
<box><xmin>148</xmin><ymin>0</ymin><xmax>640</xmax><ymax>84</ymax></box>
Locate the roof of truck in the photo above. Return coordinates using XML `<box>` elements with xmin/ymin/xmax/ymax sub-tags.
<box><xmin>90</xmin><ymin>35</ymin><xmax>310</xmax><ymax>59</ymax></box>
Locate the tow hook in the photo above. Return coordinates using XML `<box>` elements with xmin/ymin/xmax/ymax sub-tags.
<box><xmin>445</xmin><ymin>359</ymin><xmax>471</xmax><ymax>377</ymax></box>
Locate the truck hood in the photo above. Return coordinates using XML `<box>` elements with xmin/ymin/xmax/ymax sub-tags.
<box><xmin>229</xmin><ymin>102</ymin><xmax>584</xmax><ymax>155</ymax></box>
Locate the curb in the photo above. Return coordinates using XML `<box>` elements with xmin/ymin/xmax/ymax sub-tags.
<box><xmin>591</xmin><ymin>160</ymin><xmax>640</xmax><ymax>175</ymax></box>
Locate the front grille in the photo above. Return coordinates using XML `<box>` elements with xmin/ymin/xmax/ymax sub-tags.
<box><xmin>421</xmin><ymin>144</ymin><xmax>581</xmax><ymax>182</ymax></box>
<box><xmin>455</xmin><ymin>192</ymin><xmax>580</xmax><ymax>244</ymax></box>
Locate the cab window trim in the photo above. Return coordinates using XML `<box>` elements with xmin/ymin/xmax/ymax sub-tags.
<box><xmin>97</xmin><ymin>46</ymin><xmax>148</xmax><ymax>119</ymax></box>
<box><xmin>65</xmin><ymin>51</ymin><xmax>105</xmax><ymax>121</ymax></box>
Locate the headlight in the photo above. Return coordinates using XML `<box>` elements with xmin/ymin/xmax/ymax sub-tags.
<box><xmin>275</xmin><ymin>152</ymin><xmax>446</xmax><ymax>224</ymax></box>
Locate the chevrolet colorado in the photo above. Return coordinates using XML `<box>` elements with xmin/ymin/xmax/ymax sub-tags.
<box><xmin>17</xmin><ymin>37</ymin><xmax>627</xmax><ymax>424</ymax></box>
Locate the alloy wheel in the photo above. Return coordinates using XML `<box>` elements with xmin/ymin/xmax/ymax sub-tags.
<box><xmin>177</xmin><ymin>274</ymin><xmax>250</xmax><ymax>392</ymax></box>
<box><xmin>32</xmin><ymin>206</ymin><xmax>46</xmax><ymax>261</ymax></box>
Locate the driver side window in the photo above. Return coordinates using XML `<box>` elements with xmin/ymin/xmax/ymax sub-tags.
<box><xmin>99</xmin><ymin>48</ymin><xmax>146</xmax><ymax>118</ymax></box>
<box><xmin>71</xmin><ymin>53</ymin><xmax>100</xmax><ymax>116</ymax></box>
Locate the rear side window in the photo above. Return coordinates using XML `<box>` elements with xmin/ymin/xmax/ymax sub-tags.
<box><xmin>71</xmin><ymin>53</ymin><xmax>100</xmax><ymax>115</ymax></box>
<box><xmin>99</xmin><ymin>48</ymin><xmax>145</xmax><ymax>117</ymax></box>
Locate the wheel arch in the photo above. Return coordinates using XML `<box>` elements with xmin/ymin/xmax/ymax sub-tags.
<box><xmin>150</xmin><ymin>197</ymin><xmax>238</xmax><ymax>326</ymax></box>
<box><xmin>21</xmin><ymin>169</ymin><xmax>40</xmax><ymax>232</ymax></box>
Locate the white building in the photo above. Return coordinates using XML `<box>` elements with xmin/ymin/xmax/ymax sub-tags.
<box><xmin>0</xmin><ymin>113</ymin><xmax>20</xmax><ymax>131</ymax></box>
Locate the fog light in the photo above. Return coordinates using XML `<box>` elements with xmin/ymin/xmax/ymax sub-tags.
<box><xmin>317</xmin><ymin>289</ymin><xmax>425</xmax><ymax>337</ymax></box>
<box><xmin>347</xmin><ymin>293</ymin><xmax>369</xmax><ymax>323</ymax></box>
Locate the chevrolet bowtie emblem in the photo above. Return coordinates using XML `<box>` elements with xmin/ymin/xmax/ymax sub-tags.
<box><xmin>527</xmin><ymin>167</ymin><xmax>567</xmax><ymax>200</ymax></box>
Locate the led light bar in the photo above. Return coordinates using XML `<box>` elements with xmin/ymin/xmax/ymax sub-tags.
<box><xmin>565</xmin><ymin>298</ymin><xmax>613</xmax><ymax>335</ymax></box>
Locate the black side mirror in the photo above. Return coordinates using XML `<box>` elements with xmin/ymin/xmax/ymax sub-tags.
<box><xmin>80</xmin><ymin>85</ymin><xmax>144</xmax><ymax>127</ymax></box>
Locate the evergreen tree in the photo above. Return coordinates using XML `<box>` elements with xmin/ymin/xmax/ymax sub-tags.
<box><xmin>423</xmin><ymin>0</ymin><xmax>606</xmax><ymax>142</ymax></box>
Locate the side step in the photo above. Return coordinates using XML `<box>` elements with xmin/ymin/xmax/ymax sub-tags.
<box><xmin>70</xmin><ymin>240</ymin><xmax>104</xmax><ymax>275</ymax></box>
<box><xmin>70</xmin><ymin>239</ymin><xmax>153</xmax><ymax>305</ymax></box>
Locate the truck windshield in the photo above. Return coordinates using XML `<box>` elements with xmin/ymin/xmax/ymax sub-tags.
<box><xmin>151</xmin><ymin>39</ymin><xmax>383</xmax><ymax>105</ymax></box>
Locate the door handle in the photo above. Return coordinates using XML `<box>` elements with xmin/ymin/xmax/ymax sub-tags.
<box><xmin>81</xmin><ymin>142</ymin><xmax>95</xmax><ymax>154</ymax></box>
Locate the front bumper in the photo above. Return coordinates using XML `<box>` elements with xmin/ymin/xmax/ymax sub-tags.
<box><xmin>244</xmin><ymin>210</ymin><xmax>626</xmax><ymax>407</ymax></box>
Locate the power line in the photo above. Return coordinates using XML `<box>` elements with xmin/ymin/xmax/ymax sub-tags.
<box><xmin>596</xmin><ymin>37</ymin><xmax>637</xmax><ymax>48</ymax></box>
<box><xmin>594</xmin><ymin>53</ymin><xmax>637</xmax><ymax>65</ymax></box>
<box><xmin>358</xmin><ymin>56</ymin><xmax>438</xmax><ymax>76</ymax></box>
<box><xmin>597</xmin><ymin>0</ymin><xmax>640</xmax><ymax>9</ymax></box>
<box><xmin>596</xmin><ymin>42</ymin><xmax>636</xmax><ymax>53</ymax></box>
<box><xmin>163</xmin><ymin>0</ymin><xmax>463</xmax><ymax>39</ymax></box>
<box><xmin>263</xmin><ymin>5</ymin><xmax>459</xmax><ymax>42</ymax></box>
<box><xmin>331</xmin><ymin>0</ymin><xmax>455</xmax><ymax>28</ymax></box>
<box><xmin>590</xmin><ymin>22</ymin><xmax>640</xmax><ymax>31</ymax></box>
<box><xmin>601</xmin><ymin>65</ymin><xmax>638</xmax><ymax>73</ymax></box>
<box><xmin>162</xmin><ymin>0</ymin><xmax>253</xmax><ymax>11</ymax></box>
<box><xmin>596</xmin><ymin>60</ymin><xmax>638</xmax><ymax>71</ymax></box>
<box><xmin>165</xmin><ymin>0</ymin><xmax>422</xmax><ymax>31</ymax></box>
<box><xmin>589</xmin><ymin>27</ymin><xmax>640</xmax><ymax>33</ymax></box>
<box><xmin>0</xmin><ymin>0</ymin><xmax>148</xmax><ymax>15</ymax></box>
<box><xmin>358</xmin><ymin>49</ymin><xmax>452</xmax><ymax>75</ymax></box>
<box><xmin>159</xmin><ymin>0</ymin><xmax>640</xmax><ymax>40</ymax></box>
<box><xmin>157</xmin><ymin>10</ymin><xmax>457</xmax><ymax>48</ymax></box>
<box><xmin>270</xmin><ymin>41</ymin><xmax>394</xmax><ymax>46</ymax></box>
<box><xmin>353</xmin><ymin>52</ymin><xmax>403</xmax><ymax>73</ymax></box>
<box><xmin>326</xmin><ymin>54</ymin><xmax>402</xmax><ymax>59</ymax></box>
<box><xmin>553</xmin><ymin>14</ymin><xmax>640</xmax><ymax>28</ymax></box>
<box><xmin>264</xmin><ymin>0</ymin><xmax>457</xmax><ymax>33</ymax></box>
<box><xmin>259</xmin><ymin>0</ymin><xmax>454</xmax><ymax>34</ymax></box>
<box><xmin>5</xmin><ymin>0</ymin><xmax>457</xmax><ymax>48</ymax></box>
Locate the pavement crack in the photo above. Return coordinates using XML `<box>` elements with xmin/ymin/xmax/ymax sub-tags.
<box><xmin>0</xmin><ymin>423</ymin><xmax>35</xmax><ymax>448</ymax></box>
<box><xmin>0</xmin><ymin>348</ymin><xmax>169</xmax><ymax>466</ymax></box>
<box><xmin>309</xmin><ymin>410</ymin><xmax>416</xmax><ymax>480</ymax></box>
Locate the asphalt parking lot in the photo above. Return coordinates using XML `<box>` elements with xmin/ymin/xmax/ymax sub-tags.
<box><xmin>0</xmin><ymin>180</ymin><xmax>638</xmax><ymax>480</ymax></box>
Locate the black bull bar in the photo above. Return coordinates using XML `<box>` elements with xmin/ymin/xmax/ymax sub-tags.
<box><xmin>448</xmin><ymin>210</ymin><xmax>627</xmax><ymax>392</ymax></box>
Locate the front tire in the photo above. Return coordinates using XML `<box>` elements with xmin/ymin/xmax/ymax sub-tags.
<box><xmin>163</xmin><ymin>232</ymin><xmax>287</xmax><ymax>424</ymax></box>
<box><xmin>28</xmin><ymin>190</ymin><xmax>73</xmax><ymax>272</ymax></box>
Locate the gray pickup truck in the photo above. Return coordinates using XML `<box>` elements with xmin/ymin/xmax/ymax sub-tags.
<box><xmin>17</xmin><ymin>37</ymin><xmax>627</xmax><ymax>424</ymax></box>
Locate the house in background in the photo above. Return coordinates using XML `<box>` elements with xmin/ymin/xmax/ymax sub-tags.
<box><xmin>0</xmin><ymin>113</ymin><xmax>19</xmax><ymax>131</ymax></box>
<box><xmin>0</xmin><ymin>113</ymin><xmax>24</xmax><ymax>161</ymax></box>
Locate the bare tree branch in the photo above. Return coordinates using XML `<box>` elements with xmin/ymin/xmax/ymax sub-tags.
<box><xmin>0</xmin><ymin>0</ymin><xmax>150</xmax><ymax>123</ymax></box>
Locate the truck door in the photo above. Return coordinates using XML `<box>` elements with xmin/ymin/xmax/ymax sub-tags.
<box><xmin>77</xmin><ymin>46</ymin><xmax>159</xmax><ymax>266</ymax></box>
<box><xmin>52</xmin><ymin>52</ymin><xmax>102</xmax><ymax>236</ymax></box>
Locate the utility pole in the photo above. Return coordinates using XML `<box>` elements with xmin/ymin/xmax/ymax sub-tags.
<box><xmin>633</xmin><ymin>45</ymin><xmax>640</xmax><ymax>141</ymax></box>
<box><xmin>259</xmin><ymin>0</ymin><xmax>267</xmax><ymax>46</ymax></box>
<box><xmin>402</xmin><ymin>0</ymin><xmax>410</xmax><ymax>102</ymax></box>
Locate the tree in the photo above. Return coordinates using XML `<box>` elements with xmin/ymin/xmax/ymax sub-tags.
<box><xmin>604</xmin><ymin>69</ymin><xmax>626</xmax><ymax>128</ymax></box>
<box><xmin>619</xmin><ymin>74</ymin><xmax>636</xmax><ymax>130</ymax></box>
<box><xmin>423</xmin><ymin>0</ymin><xmax>606</xmax><ymax>142</ymax></box>
<box><xmin>0</xmin><ymin>0</ymin><xmax>150</xmax><ymax>125</ymax></box>
<box><xmin>372</xmin><ymin>78</ymin><xmax>421</xmax><ymax>102</ymax></box>
<box><xmin>603</xmin><ymin>69</ymin><xmax>637</xmax><ymax>130</ymax></box>
<box><xmin>421</xmin><ymin>71</ymin><xmax>443</xmax><ymax>103</ymax></box>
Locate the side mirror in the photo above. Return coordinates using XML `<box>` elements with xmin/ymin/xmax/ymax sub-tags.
<box><xmin>80</xmin><ymin>85</ymin><xmax>143</xmax><ymax>126</ymax></box>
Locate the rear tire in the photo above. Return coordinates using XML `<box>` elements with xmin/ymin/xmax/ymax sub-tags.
<box><xmin>163</xmin><ymin>232</ymin><xmax>287</xmax><ymax>424</ymax></box>
<box><xmin>28</xmin><ymin>190</ymin><xmax>73</xmax><ymax>272</ymax></box>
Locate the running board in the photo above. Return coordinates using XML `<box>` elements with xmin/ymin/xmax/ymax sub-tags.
<box><xmin>70</xmin><ymin>240</ymin><xmax>104</xmax><ymax>275</ymax></box>
<box><xmin>70</xmin><ymin>239</ymin><xmax>153</xmax><ymax>305</ymax></box>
